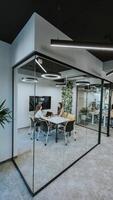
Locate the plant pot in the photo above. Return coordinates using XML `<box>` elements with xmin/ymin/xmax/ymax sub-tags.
<box><xmin>81</xmin><ymin>114</ymin><xmax>87</xmax><ymax>121</ymax></box>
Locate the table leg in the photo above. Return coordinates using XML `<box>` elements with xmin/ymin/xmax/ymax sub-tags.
<box><xmin>92</xmin><ymin>114</ymin><xmax>94</xmax><ymax>124</ymax></box>
<box><xmin>103</xmin><ymin>115</ymin><xmax>106</xmax><ymax>127</ymax></box>
<box><xmin>56</xmin><ymin>124</ymin><xmax>58</xmax><ymax>143</ymax></box>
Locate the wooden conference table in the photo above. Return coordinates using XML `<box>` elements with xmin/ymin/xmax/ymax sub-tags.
<box><xmin>41</xmin><ymin>116</ymin><xmax>69</xmax><ymax>142</ymax></box>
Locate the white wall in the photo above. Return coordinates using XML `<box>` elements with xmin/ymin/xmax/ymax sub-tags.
<box><xmin>34</xmin><ymin>13</ymin><xmax>103</xmax><ymax>78</ymax></box>
<box><xmin>17</xmin><ymin>79</ymin><xmax>62</xmax><ymax>128</ymax></box>
<box><xmin>11</xmin><ymin>13</ymin><xmax>35</xmax><ymax>66</ymax></box>
<box><xmin>0</xmin><ymin>41</ymin><xmax>12</xmax><ymax>162</ymax></box>
<box><xmin>0</xmin><ymin>14</ymin><xmax>35</xmax><ymax>162</ymax></box>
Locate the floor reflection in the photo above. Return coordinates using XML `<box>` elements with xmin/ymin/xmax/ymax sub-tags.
<box><xmin>14</xmin><ymin>125</ymin><xmax>98</xmax><ymax>192</ymax></box>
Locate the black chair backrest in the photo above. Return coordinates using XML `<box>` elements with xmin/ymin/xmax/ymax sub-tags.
<box><xmin>65</xmin><ymin>121</ymin><xmax>74</xmax><ymax>132</ymax></box>
<box><xmin>35</xmin><ymin>118</ymin><xmax>41</xmax><ymax>126</ymax></box>
<box><xmin>40</xmin><ymin>120</ymin><xmax>48</xmax><ymax>132</ymax></box>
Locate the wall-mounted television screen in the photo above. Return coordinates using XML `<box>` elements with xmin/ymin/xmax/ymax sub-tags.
<box><xmin>29</xmin><ymin>96</ymin><xmax>51</xmax><ymax>111</ymax></box>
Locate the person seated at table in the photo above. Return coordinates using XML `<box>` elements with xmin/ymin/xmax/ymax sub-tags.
<box><xmin>35</xmin><ymin>104</ymin><xmax>43</xmax><ymax>119</ymax></box>
<box><xmin>35</xmin><ymin>105</ymin><xmax>54</xmax><ymax>131</ymax></box>
<box><xmin>57</xmin><ymin>102</ymin><xmax>64</xmax><ymax>117</ymax></box>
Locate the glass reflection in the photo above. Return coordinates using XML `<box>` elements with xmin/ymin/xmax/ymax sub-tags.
<box><xmin>76</xmin><ymin>79</ymin><xmax>101</xmax><ymax>150</ymax></box>
<box><xmin>13</xmin><ymin>55</ymin><xmax>99</xmax><ymax>193</ymax></box>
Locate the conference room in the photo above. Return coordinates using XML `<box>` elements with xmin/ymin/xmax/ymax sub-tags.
<box><xmin>13</xmin><ymin>53</ymin><xmax>107</xmax><ymax>194</ymax></box>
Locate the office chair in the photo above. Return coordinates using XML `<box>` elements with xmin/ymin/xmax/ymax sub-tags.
<box><xmin>28</xmin><ymin>117</ymin><xmax>35</xmax><ymax>139</ymax></box>
<box><xmin>29</xmin><ymin>117</ymin><xmax>41</xmax><ymax>140</ymax></box>
<box><xmin>39</xmin><ymin>120</ymin><xmax>54</xmax><ymax>145</ymax></box>
<box><xmin>62</xmin><ymin>112</ymin><xmax>68</xmax><ymax>118</ymax></box>
<box><xmin>59</xmin><ymin>120</ymin><xmax>76</xmax><ymax>145</ymax></box>
<box><xmin>67</xmin><ymin>113</ymin><xmax>75</xmax><ymax>121</ymax></box>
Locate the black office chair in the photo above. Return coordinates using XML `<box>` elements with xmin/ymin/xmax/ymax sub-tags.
<box><xmin>59</xmin><ymin>120</ymin><xmax>75</xmax><ymax>145</ymax></box>
<box><xmin>39</xmin><ymin>120</ymin><xmax>54</xmax><ymax>145</ymax></box>
<box><xmin>29</xmin><ymin>117</ymin><xmax>41</xmax><ymax>140</ymax></box>
<box><xmin>28</xmin><ymin>117</ymin><xmax>36</xmax><ymax>139</ymax></box>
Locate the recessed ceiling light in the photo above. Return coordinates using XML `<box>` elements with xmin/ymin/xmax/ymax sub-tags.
<box><xmin>76</xmin><ymin>81</ymin><xmax>90</xmax><ymax>86</ymax></box>
<box><xmin>41</xmin><ymin>73</ymin><xmax>61</xmax><ymax>80</ymax></box>
<box><xmin>51</xmin><ymin>39</ymin><xmax>113</xmax><ymax>51</ymax></box>
<box><xmin>21</xmin><ymin>77</ymin><xmax>38</xmax><ymax>83</ymax></box>
<box><xmin>56</xmin><ymin>83</ymin><xmax>66</xmax><ymax>87</ymax></box>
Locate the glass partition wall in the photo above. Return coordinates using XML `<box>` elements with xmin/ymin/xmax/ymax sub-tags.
<box><xmin>12</xmin><ymin>53</ymin><xmax>104</xmax><ymax>195</ymax></box>
<box><xmin>101</xmin><ymin>81</ymin><xmax>111</xmax><ymax>135</ymax></box>
<box><xmin>76</xmin><ymin>79</ymin><xmax>102</xmax><ymax>150</ymax></box>
<box><xmin>13</xmin><ymin>56</ymin><xmax>36</xmax><ymax>192</ymax></box>
<box><xmin>109</xmin><ymin>83</ymin><xmax>113</xmax><ymax>136</ymax></box>
<box><xmin>77</xmin><ymin>80</ymin><xmax>111</xmax><ymax>137</ymax></box>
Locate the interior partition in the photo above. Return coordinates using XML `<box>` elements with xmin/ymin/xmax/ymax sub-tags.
<box><xmin>101</xmin><ymin>81</ymin><xmax>111</xmax><ymax>135</ymax></box>
<box><xmin>12</xmin><ymin>53</ymin><xmax>103</xmax><ymax>195</ymax></box>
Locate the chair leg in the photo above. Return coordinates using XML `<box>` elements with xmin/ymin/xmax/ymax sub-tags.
<box><xmin>45</xmin><ymin>131</ymin><xmax>49</xmax><ymax>146</ymax></box>
<box><xmin>73</xmin><ymin>130</ymin><xmax>76</xmax><ymax>141</ymax></box>
<box><xmin>73</xmin><ymin>125</ymin><xmax>77</xmax><ymax>141</ymax></box>
<box><xmin>31</xmin><ymin>129</ymin><xmax>35</xmax><ymax>140</ymax></box>
<box><xmin>28</xmin><ymin>125</ymin><xmax>32</xmax><ymax>135</ymax></box>
<box><xmin>36</xmin><ymin>127</ymin><xmax>41</xmax><ymax>141</ymax></box>
<box><xmin>30</xmin><ymin>128</ymin><xmax>34</xmax><ymax>140</ymax></box>
<box><xmin>64</xmin><ymin>132</ymin><xmax>68</xmax><ymax>145</ymax></box>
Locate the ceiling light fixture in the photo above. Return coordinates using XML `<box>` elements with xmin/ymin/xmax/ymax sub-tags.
<box><xmin>21</xmin><ymin>77</ymin><xmax>38</xmax><ymax>83</ymax></box>
<box><xmin>56</xmin><ymin>83</ymin><xmax>66</xmax><ymax>87</ymax></box>
<box><xmin>51</xmin><ymin>39</ymin><xmax>113</xmax><ymax>51</ymax></box>
<box><xmin>76</xmin><ymin>81</ymin><xmax>90</xmax><ymax>86</ymax></box>
<box><xmin>35</xmin><ymin>58</ymin><xmax>47</xmax><ymax>73</ymax></box>
<box><xmin>41</xmin><ymin>73</ymin><xmax>61</xmax><ymax>80</ymax></box>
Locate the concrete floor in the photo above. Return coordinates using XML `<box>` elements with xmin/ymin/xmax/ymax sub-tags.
<box><xmin>0</xmin><ymin>134</ymin><xmax>113</xmax><ymax>200</ymax></box>
<box><xmin>14</xmin><ymin>126</ymin><xmax>98</xmax><ymax>192</ymax></box>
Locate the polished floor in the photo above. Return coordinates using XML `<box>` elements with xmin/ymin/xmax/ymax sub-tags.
<box><xmin>78</xmin><ymin>122</ymin><xmax>108</xmax><ymax>134</ymax></box>
<box><xmin>1</xmin><ymin>132</ymin><xmax>113</xmax><ymax>199</ymax></box>
<box><xmin>14</xmin><ymin>125</ymin><xmax>98</xmax><ymax>192</ymax></box>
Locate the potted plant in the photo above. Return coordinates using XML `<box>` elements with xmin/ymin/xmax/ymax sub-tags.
<box><xmin>0</xmin><ymin>100</ymin><xmax>11</xmax><ymax>128</ymax></box>
<box><xmin>80</xmin><ymin>107</ymin><xmax>88</xmax><ymax>121</ymax></box>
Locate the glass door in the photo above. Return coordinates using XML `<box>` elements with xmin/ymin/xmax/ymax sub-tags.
<box><xmin>13</xmin><ymin>56</ymin><xmax>36</xmax><ymax>193</ymax></box>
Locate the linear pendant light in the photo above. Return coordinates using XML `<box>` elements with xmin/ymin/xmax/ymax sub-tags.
<box><xmin>35</xmin><ymin>58</ymin><xmax>62</xmax><ymax>80</ymax></box>
<box><xmin>51</xmin><ymin>39</ymin><xmax>113</xmax><ymax>51</ymax></box>
<box><xmin>106</xmin><ymin>70</ymin><xmax>113</xmax><ymax>76</ymax></box>
<box><xmin>35</xmin><ymin>58</ymin><xmax>47</xmax><ymax>73</ymax></box>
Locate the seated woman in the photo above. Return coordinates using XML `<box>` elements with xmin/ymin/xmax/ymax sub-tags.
<box><xmin>35</xmin><ymin>104</ymin><xmax>43</xmax><ymax>119</ymax></box>
<box><xmin>57</xmin><ymin>102</ymin><xmax>64</xmax><ymax>117</ymax></box>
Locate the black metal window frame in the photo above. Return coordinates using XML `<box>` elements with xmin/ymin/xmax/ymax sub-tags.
<box><xmin>12</xmin><ymin>51</ymin><xmax>112</xmax><ymax>196</ymax></box>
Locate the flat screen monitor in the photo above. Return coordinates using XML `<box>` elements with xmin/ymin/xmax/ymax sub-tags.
<box><xmin>29</xmin><ymin>96</ymin><xmax>51</xmax><ymax>111</ymax></box>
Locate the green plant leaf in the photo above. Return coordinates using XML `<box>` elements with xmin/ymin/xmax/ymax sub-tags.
<box><xmin>0</xmin><ymin>99</ymin><xmax>12</xmax><ymax>128</ymax></box>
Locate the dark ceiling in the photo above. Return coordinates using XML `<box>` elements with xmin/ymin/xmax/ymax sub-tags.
<box><xmin>1</xmin><ymin>0</ymin><xmax>113</xmax><ymax>61</ymax></box>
